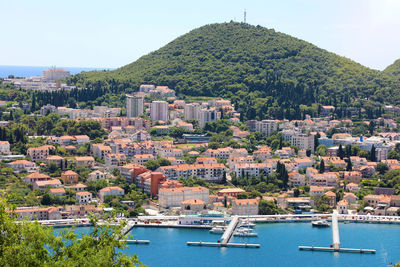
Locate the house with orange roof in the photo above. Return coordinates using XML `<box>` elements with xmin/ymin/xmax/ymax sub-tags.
<box><xmin>309</xmin><ymin>172</ymin><xmax>339</xmax><ymax>187</ymax></box>
<box><xmin>91</xmin><ymin>144</ymin><xmax>112</xmax><ymax>159</ymax></box>
<box><xmin>293</xmin><ymin>158</ymin><xmax>313</xmax><ymax>170</ymax></box>
<box><xmin>204</xmin><ymin>147</ymin><xmax>248</xmax><ymax>159</ymax></box>
<box><xmin>61</xmin><ymin>170</ymin><xmax>79</xmax><ymax>184</ymax></box>
<box><xmin>217</xmin><ymin>188</ymin><xmax>245</xmax><ymax>198</ymax></box>
<box><xmin>289</xmin><ymin>172</ymin><xmax>306</xmax><ymax>187</ymax></box>
<box><xmin>195</xmin><ymin>157</ymin><xmax>218</xmax><ymax>165</ymax></box>
<box><xmin>64</xmin><ymin>183</ymin><xmax>87</xmax><ymax>192</ymax></box>
<box><xmin>346</xmin><ymin>182</ymin><xmax>359</xmax><ymax>192</ymax></box>
<box><xmin>309</xmin><ymin>186</ymin><xmax>334</xmax><ymax>198</ymax></box>
<box><xmin>228</xmin><ymin>156</ymin><xmax>254</xmax><ymax>169</ymax></box>
<box><xmin>343</xmin><ymin>171</ymin><xmax>362</xmax><ymax>184</ymax></box>
<box><xmin>11</xmin><ymin>206</ymin><xmax>62</xmax><ymax>220</ymax></box>
<box><xmin>49</xmin><ymin>188</ymin><xmax>66</xmax><ymax>197</ymax></box>
<box><xmin>337</xmin><ymin>199</ymin><xmax>349</xmax><ymax>214</ymax></box>
<box><xmin>324</xmin><ymin>191</ymin><xmax>337</xmax><ymax>207</ymax></box>
<box><xmin>343</xmin><ymin>192</ymin><xmax>357</xmax><ymax>203</ymax></box>
<box><xmin>27</xmin><ymin>145</ymin><xmax>55</xmax><ymax>161</ymax></box>
<box><xmin>74</xmin><ymin>156</ymin><xmax>95</xmax><ymax>167</ymax></box>
<box><xmin>253</xmin><ymin>146</ymin><xmax>272</xmax><ymax>161</ymax></box>
<box><xmin>76</xmin><ymin>191</ymin><xmax>93</xmax><ymax>204</ymax></box>
<box><xmin>8</xmin><ymin>159</ymin><xmax>38</xmax><ymax>172</ymax></box>
<box><xmin>158</xmin><ymin>186</ymin><xmax>209</xmax><ymax>208</ymax></box>
<box><xmin>33</xmin><ymin>179</ymin><xmax>62</xmax><ymax>191</ymax></box>
<box><xmin>98</xmin><ymin>186</ymin><xmax>124</xmax><ymax>202</ymax></box>
<box><xmin>46</xmin><ymin>155</ymin><xmax>66</xmax><ymax>169</ymax></box>
<box><xmin>0</xmin><ymin>140</ymin><xmax>10</xmax><ymax>154</ymax></box>
<box><xmin>24</xmin><ymin>172</ymin><xmax>51</xmax><ymax>185</ymax></box>
<box><xmin>132</xmin><ymin>154</ymin><xmax>155</xmax><ymax>165</ymax></box>
<box><xmin>105</xmin><ymin>153</ymin><xmax>126</xmax><ymax>168</ymax></box>
<box><xmin>232</xmin><ymin>198</ymin><xmax>259</xmax><ymax>215</ymax></box>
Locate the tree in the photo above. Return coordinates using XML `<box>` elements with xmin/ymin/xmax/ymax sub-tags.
<box><xmin>370</xmin><ymin>145</ymin><xmax>377</xmax><ymax>162</ymax></box>
<box><xmin>376</xmin><ymin>162</ymin><xmax>389</xmax><ymax>175</ymax></box>
<box><xmin>158</xmin><ymin>158</ymin><xmax>171</xmax><ymax>167</ymax></box>
<box><xmin>346</xmin><ymin>159</ymin><xmax>352</xmax><ymax>171</ymax></box>
<box><xmin>293</xmin><ymin>188</ymin><xmax>300</xmax><ymax>197</ymax></box>
<box><xmin>258</xmin><ymin>200</ymin><xmax>282</xmax><ymax>215</ymax></box>
<box><xmin>0</xmin><ymin>199</ymin><xmax>142</xmax><ymax>266</ymax></box>
<box><xmin>319</xmin><ymin>160</ymin><xmax>325</xmax><ymax>173</ymax></box>
<box><xmin>144</xmin><ymin>160</ymin><xmax>160</xmax><ymax>171</ymax></box>
<box><xmin>221</xmin><ymin>171</ymin><xmax>227</xmax><ymax>184</ymax></box>
<box><xmin>338</xmin><ymin>144</ymin><xmax>345</xmax><ymax>159</ymax></box>
<box><xmin>316</xmin><ymin>145</ymin><xmax>327</xmax><ymax>156</ymax></box>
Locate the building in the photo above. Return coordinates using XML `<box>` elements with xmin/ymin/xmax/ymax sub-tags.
<box><xmin>288</xmin><ymin>172</ymin><xmax>306</xmax><ymax>187</ymax></box>
<box><xmin>217</xmin><ymin>188</ymin><xmax>245</xmax><ymax>198</ymax></box>
<box><xmin>126</xmin><ymin>94</ymin><xmax>144</xmax><ymax>118</ymax></box>
<box><xmin>184</xmin><ymin>103</ymin><xmax>201</xmax><ymax>121</ymax></box>
<box><xmin>337</xmin><ymin>199</ymin><xmax>349</xmax><ymax>214</ymax></box>
<box><xmin>150</xmin><ymin>101</ymin><xmax>168</xmax><ymax>122</ymax></box>
<box><xmin>91</xmin><ymin>144</ymin><xmax>112</xmax><ymax>160</ymax></box>
<box><xmin>139</xmin><ymin>84</ymin><xmax>155</xmax><ymax>92</ymax></box>
<box><xmin>120</xmin><ymin>163</ymin><xmax>149</xmax><ymax>184</ymax></box>
<box><xmin>40</xmin><ymin>104</ymin><xmax>56</xmax><ymax>115</ymax></box>
<box><xmin>324</xmin><ymin>191</ymin><xmax>337</xmax><ymax>207</ymax></box>
<box><xmin>24</xmin><ymin>172</ymin><xmax>51</xmax><ymax>185</ymax></box>
<box><xmin>74</xmin><ymin>156</ymin><xmax>95</xmax><ymax>167</ymax></box>
<box><xmin>105</xmin><ymin>153</ymin><xmax>127</xmax><ymax>168</ymax></box>
<box><xmin>61</xmin><ymin>170</ymin><xmax>79</xmax><ymax>184</ymax></box>
<box><xmin>181</xmin><ymin>199</ymin><xmax>207</xmax><ymax>214</ymax></box>
<box><xmin>27</xmin><ymin>145</ymin><xmax>54</xmax><ymax>161</ymax></box>
<box><xmin>231</xmin><ymin>199</ymin><xmax>259</xmax><ymax>215</ymax></box>
<box><xmin>198</xmin><ymin>108</ymin><xmax>218</xmax><ymax>128</ymax></box>
<box><xmin>88</xmin><ymin>170</ymin><xmax>106</xmax><ymax>182</ymax></box>
<box><xmin>158</xmin><ymin>186</ymin><xmax>209</xmax><ymax>209</ymax></box>
<box><xmin>135</xmin><ymin>171</ymin><xmax>167</xmax><ymax>197</ymax></box>
<box><xmin>76</xmin><ymin>191</ymin><xmax>93</xmax><ymax>204</ymax></box>
<box><xmin>254</xmin><ymin>120</ymin><xmax>278</xmax><ymax>137</ymax></box>
<box><xmin>46</xmin><ymin>155</ymin><xmax>66</xmax><ymax>169</ymax></box>
<box><xmin>98</xmin><ymin>186</ymin><xmax>125</xmax><ymax>202</ymax></box>
<box><xmin>132</xmin><ymin>154</ymin><xmax>155</xmax><ymax>165</ymax></box>
<box><xmin>49</xmin><ymin>188</ymin><xmax>66</xmax><ymax>197</ymax></box>
<box><xmin>233</xmin><ymin>163</ymin><xmax>273</xmax><ymax>178</ymax></box>
<box><xmin>43</xmin><ymin>68</ymin><xmax>70</xmax><ymax>81</ymax></box>
<box><xmin>0</xmin><ymin>141</ymin><xmax>10</xmax><ymax>154</ymax></box>
<box><xmin>8</xmin><ymin>160</ymin><xmax>37</xmax><ymax>172</ymax></box>
<box><xmin>33</xmin><ymin>179</ymin><xmax>62</xmax><ymax>191</ymax></box>
<box><xmin>11</xmin><ymin>207</ymin><xmax>62</xmax><ymax>220</ymax></box>
<box><xmin>158</xmin><ymin>164</ymin><xmax>226</xmax><ymax>182</ymax></box>
<box><xmin>291</xmin><ymin>134</ymin><xmax>315</xmax><ymax>153</ymax></box>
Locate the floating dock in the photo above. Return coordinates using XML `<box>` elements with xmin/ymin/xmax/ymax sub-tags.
<box><xmin>187</xmin><ymin>242</ymin><xmax>260</xmax><ymax>248</ymax></box>
<box><xmin>221</xmin><ymin>215</ymin><xmax>239</xmax><ymax>244</ymax></box>
<box><xmin>125</xmin><ymin>239</ymin><xmax>150</xmax><ymax>245</ymax></box>
<box><xmin>299</xmin><ymin>213</ymin><xmax>376</xmax><ymax>254</ymax></box>
<box><xmin>299</xmin><ymin>246</ymin><xmax>375</xmax><ymax>254</ymax></box>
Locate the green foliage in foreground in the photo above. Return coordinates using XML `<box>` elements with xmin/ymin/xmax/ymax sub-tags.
<box><xmin>0</xmin><ymin>199</ymin><xmax>143</xmax><ymax>266</ymax></box>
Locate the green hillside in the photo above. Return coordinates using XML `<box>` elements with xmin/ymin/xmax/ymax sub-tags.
<box><xmin>63</xmin><ymin>22</ymin><xmax>400</xmax><ymax>120</ymax></box>
<box><xmin>384</xmin><ymin>59</ymin><xmax>400</xmax><ymax>81</ymax></box>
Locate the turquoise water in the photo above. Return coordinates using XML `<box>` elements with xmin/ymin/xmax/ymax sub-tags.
<box><xmin>54</xmin><ymin>222</ymin><xmax>400</xmax><ymax>267</ymax></box>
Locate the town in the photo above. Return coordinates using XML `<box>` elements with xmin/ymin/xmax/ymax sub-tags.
<box><xmin>0</xmin><ymin>72</ymin><xmax>399</xmax><ymax>224</ymax></box>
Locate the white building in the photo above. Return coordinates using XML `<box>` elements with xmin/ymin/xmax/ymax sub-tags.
<box><xmin>43</xmin><ymin>68</ymin><xmax>70</xmax><ymax>81</ymax></box>
<box><xmin>158</xmin><ymin>186</ymin><xmax>209</xmax><ymax>208</ymax></box>
<box><xmin>198</xmin><ymin>108</ymin><xmax>218</xmax><ymax>128</ymax></box>
<box><xmin>76</xmin><ymin>191</ymin><xmax>93</xmax><ymax>204</ymax></box>
<box><xmin>291</xmin><ymin>133</ymin><xmax>315</xmax><ymax>153</ymax></box>
<box><xmin>98</xmin><ymin>186</ymin><xmax>125</xmax><ymax>202</ymax></box>
<box><xmin>184</xmin><ymin>103</ymin><xmax>201</xmax><ymax>121</ymax></box>
<box><xmin>126</xmin><ymin>94</ymin><xmax>144</xmax><ymax>118</ymax></box>
<box><xmin>232</xmin><ymin>199</ymin><xmax>259</xmax><ymax>215</ymax></box>
<box><xmin>88</xmin><ymin>170</ymin><xmax>106</xmax><ymax>182</ymax></box>
<box><xmin>150</xmin><ymin>101</ymin><xmax>168</xmax><ymax>122</ymax></box>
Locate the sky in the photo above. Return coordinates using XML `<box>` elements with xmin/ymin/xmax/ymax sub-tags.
<box><xmin>1</xmin><ymin>0</ymin><xmax>399</xmax><ymax>70</ymax></box>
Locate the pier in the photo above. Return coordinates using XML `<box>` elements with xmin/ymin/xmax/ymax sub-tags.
<box><xmin>298</xmin><ymin>214</ymin><xmax>376</xmax><ymax>254</ymax></box>
<box><xmin>221</xmin><ymin>215</ymin><xmax>239</xmax><ymax>244</ymax></box>
<box><xmin>187</xmin><ymin>215</ymin><xmax>260</xmax><ymax>248</ymax></box>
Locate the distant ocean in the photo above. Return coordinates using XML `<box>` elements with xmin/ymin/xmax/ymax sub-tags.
<box><xmin>0</xmin><ymin>65</ymin><xmax>114</xmax><ymax>78</ymax></box>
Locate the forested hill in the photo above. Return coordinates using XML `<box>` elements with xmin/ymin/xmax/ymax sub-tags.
<box><xmin>64</xmin><ymin>22</ymin><xmax>399</xmax><ymax>120</ymax></box>
<box><xmin>384</xmin><ymin>59</ymin><xmax>400</xmax><ymax>81</ymax></box>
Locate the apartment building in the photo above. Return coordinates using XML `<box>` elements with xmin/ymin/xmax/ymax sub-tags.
<box><xmin>98</xmin><ymin>186</ymin><xmax>125</xmax><ymax>202</ymax></box>
<box><xmin>204</xmin><ymin>147</ymin><xmax>248</xmax><ymax>159</ymax></box>
<box><xmin>158</xmin><ymin>163</ymin><xmax>226</xmax><ymax>182</ymax></box>
<box><xmin>126</xmin><ymin>94</ymin><xmax>144</xmax><ymax>118</ymax></box>
<box><xmin>233</xmin><ymin>162</ymin><xmax>273</xmax><ymax>178</ymax></box>
<box><xmin>291</xmin><ymin>133</ymin><xmax>315</xmax><ymax>153</ymax></box>
<box><xmin>0</xmin><ymin>141</ymin><xmax>10</xmax><ymax>154</ymax></box>
<box><xmin>231</xmin><ymin>198</ymin><xmax>259</xmax><ymax>215</ymax></box>
<box><xmin>76</xmin><ymin>191</ymin><xmax>93</xmax><ymax>204</ymax></box>
<box><xmin>8</xmin><ymin>160</ymin><xmax>38</xmax><ymax>172</ymax></box>
<box><xmin>150</xmin><ymin>101</ymin><xmax>168</xmax><ymax>122</ymax></box>
<box><xmin>135</xmin><ymin>171</ymin><xmax>167</xmax><ymax>197</ymax></box>
<box><xmin>184</xmin><ymin>103</ymin><xmax>201</xmax><ymax>121</ymax></box>
<box><xmin>91</xmin><ymin>144</ymin><xmax>112</xmax><ymax>159</ymax></box>
<box><xmin>132</xmin><ymin>154</ymin><xmax>155</xmax><ymax>165</ymax></box>
<box><xmin>27</xmin><ymin>145</ymin><xmax>54</xmax><ymax>161</ymax></box>
<box><xmin>105</xmin><ymin>153</ymin><xmax>127</xmax><ymax>168</ymax></box>
<box><xmin>158</xmin><ymin>186</ymin><xmax>209</xmax><ymax>208</ymax></box>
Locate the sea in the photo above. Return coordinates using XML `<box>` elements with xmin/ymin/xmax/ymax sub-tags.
<box><xmin>54</xmin><ymin>222</ymin><xmax>400</xmax><ymax>267</ymax></box>
<box><xmin>0</xmin><ymin>65</ymin><xmax>113</xmax><ymax>78</ymax></box>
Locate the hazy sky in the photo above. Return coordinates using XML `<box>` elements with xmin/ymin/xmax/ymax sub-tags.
<box><xmin>1</xmin><ymin>0</ymin><xmax>399</xmax><ymax>70</ymax></box>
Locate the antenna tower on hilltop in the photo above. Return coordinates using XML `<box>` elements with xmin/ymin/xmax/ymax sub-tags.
<box><xmin>244</xmin><ymin>9</ymin><xmax>246</xmax><ymax>23</ymax></box>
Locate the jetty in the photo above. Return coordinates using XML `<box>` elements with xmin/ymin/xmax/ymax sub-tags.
<box><xmin>187</xmin><ymin>215</ymin><xmax>260</xmax><ymax>248</ymax></box>
<box><xmin>221</xmin><ymin>215</ymin><xmax>239</xmax><ymax>244</ymax></box>
<box><xmin>299</xmin><ymin>214</ymin><xmax>376</xmax><ymax>254</ymax></box>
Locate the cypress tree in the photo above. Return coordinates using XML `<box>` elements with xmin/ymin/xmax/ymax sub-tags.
<box><xmin>319</xmin><ymin>160</ymin><xmax>325</xmax><ymax>173</ymax></box>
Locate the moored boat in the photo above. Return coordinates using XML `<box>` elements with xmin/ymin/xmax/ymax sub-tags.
<box><xmin>311</xmin><ymin>220</ymin><xmax>330</xmax><ymax>227</ymax></box>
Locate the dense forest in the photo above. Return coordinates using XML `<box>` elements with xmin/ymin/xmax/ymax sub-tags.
<box><xmin>384</xmin><ymin>59</ymin><xmax>400</xmax><ymax>81</ymax></box>
<box><xmin>39</xmin><ymin>22</ymin><xmax>400</xmax><ymax>120</ymax></box>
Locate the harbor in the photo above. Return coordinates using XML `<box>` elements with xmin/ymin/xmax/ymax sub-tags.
<box><xmin>53</xmin><ymin>220</ymin><xmax>400</xmax><ymax>267</ymax></box>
